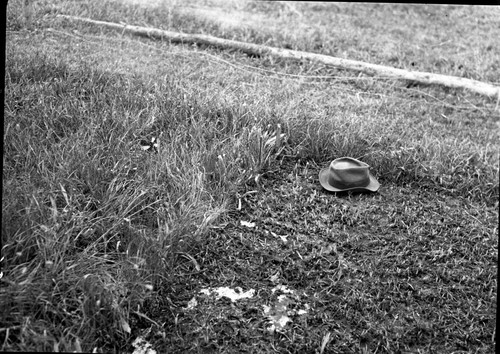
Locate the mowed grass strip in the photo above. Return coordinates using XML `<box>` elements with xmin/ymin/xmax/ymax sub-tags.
<box><xmin>167</xmin><ymin>169</ymin><xmax>496</xmax><ymax>352</ymax></box>
<box><xmin>3</xmin><ymin>0</ymin><xmax>499</xmax><ymax>352</ymax></box>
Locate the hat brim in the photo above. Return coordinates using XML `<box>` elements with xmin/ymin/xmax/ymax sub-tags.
<box><xmin>319</xmin><ymin>168</ymin><xmax>380</xmax><ymax>192</ymax></box>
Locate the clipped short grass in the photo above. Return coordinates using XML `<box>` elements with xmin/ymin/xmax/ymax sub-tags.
<box><xmin>2</xmin><ymin>0</ymin><xmax>499</xmax><ymax>352</ymax></box>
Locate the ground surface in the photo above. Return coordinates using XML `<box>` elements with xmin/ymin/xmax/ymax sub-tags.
<box><xmin>3</xmin><ymin>1</ymin><xmax>499</xmax><ymax>353</ymax></box>
<box><xmin>140</xmin><ymin>158</ymin><xmax>497</xmax><ymax>353</ymax></box>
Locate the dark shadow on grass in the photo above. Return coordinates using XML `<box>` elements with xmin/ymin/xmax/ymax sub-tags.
<box><xmin>319</xmin><ymin>189</ymin><xmax>380</xmax><ymax>198</ymax></box>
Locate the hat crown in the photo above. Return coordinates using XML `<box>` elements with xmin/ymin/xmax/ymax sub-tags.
<box><xmin>328</xmin><ymin>158</ymin><xmax>370</xmax><ymax>189</ymax></box>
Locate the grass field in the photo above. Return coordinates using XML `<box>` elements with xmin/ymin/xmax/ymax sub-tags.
<box><xmin>2</xmin><ymin>0</ymin><xmax>499</xmax><ymax>352</ymax></box>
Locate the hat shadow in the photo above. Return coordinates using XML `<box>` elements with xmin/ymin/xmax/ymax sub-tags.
<box><xmin>321</xmin><ymin>188</ymin><xmax>377</xmax><ymax>197</ymax></box>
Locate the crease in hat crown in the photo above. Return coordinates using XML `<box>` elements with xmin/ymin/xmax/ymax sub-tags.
<box><xmin>319</xmin><ymin>157</ymin><xmax>380</xmax><ymax>192</ymax></box>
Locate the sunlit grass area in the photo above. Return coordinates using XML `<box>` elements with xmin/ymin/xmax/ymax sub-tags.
<box><xmin>2</xmin><ymin>0</ymin><xmax>498</xmax><ymax>352</ymax></box>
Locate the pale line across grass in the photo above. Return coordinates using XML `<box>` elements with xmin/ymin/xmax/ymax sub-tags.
<box><xmin>56</xmin><ymin>14</ymin><xmax>500</xmax><ymax>99</ymax></box>
<box><xmin>42</xmin><ymin>27</ymin><xmax>492</xmax><ymax>113</ymax></box>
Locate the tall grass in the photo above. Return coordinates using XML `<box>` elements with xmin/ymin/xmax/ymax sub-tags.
<box><xmin>2</xmin><ymin>0</ymin><xmax>499</xmax><ymax>352</ymax></box>
<box><xmin>2</xmin><ymin>37</ymin><xmax>287</xmax><ymax>351</ymax></box>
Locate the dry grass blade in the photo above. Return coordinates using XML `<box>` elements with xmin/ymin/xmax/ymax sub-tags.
<box><xmin>319</xmin><ymin>332</ymin><xmax>331</xmax><ymax>354</ymax></box>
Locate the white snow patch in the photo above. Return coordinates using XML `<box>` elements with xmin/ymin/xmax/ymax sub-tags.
<box><xmin>200</xmin><ymin>286</ymin><xmax>255</xmax><ymax>302</ymax></box>
<box><xmin>132</xmin><ymin>337</ymin><xmax>156</xmax><ymax>354</ymax></box>
<box><xmin>272</xmin><ymin>284</ymin><xmax>294</xmax><ymax>294</ymax></box>
<box><xmin>184</xmin><ymin>297</ymin><xmax>198</xmax><ymax>310</ymax></box>
<box><xmin>240</xmin><ymin>220</ymin><xmax>256</xmax><ymax>228</ymax></box>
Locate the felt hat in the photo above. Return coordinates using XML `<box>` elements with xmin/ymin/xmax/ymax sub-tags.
<box><xmin>319</xmin><ymin>157</ymin><xmax>380</xmax><ymax>192</ymax></box>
